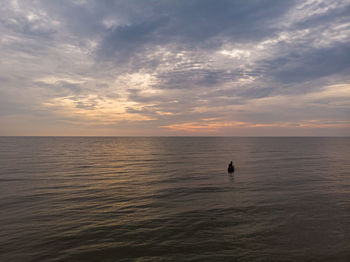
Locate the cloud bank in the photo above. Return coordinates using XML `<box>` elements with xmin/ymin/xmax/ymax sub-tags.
<box><xmin>0</xmin><ymin>0</ymin><xmax>349</xmax><ymax>135</ymax></box>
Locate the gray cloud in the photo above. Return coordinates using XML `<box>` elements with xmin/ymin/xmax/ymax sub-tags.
<box><xmin>95</xmin><ymin>0</ymin><xmax>298</xmax><ymax>64</ymax></box>
<box><xmin>34</xmin><ymin>81</ymin><xmax>85</xmax><ymax>97</ymax></box>
<box><xmin>271</xmin><ymin>44</ymin><xmax>350</xmax><ymax>84</ymax></box>
<box><xmin>0</xmin><ymin>0</ymin><xmax>349</xmax><ymax>135</ymax></box>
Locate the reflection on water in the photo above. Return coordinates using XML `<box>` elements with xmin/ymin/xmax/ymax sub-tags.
<box><xmin>1</xmin><ymin>137</ymin><xmax>350</xmax><ymax>261</ymax></box>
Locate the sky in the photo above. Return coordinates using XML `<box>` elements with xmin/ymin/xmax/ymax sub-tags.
<box><xmin>0</xmin><ymin>0</ymin><xmax>349</xmax><ymax>136</ymax></box>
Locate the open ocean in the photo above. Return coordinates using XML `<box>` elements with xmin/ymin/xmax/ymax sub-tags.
<box><xmin>1</xmin><ymin>137</ymin><xmax>350</xmax><ymax>261</ymax></box>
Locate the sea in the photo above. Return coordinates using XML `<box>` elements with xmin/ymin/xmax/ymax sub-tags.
<box><xmin>1</xmin><ymin>137</ymin><xmax>350</xmax><ymax>261</ymax></box>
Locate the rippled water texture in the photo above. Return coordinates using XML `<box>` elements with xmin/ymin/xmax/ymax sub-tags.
<box><xmin>1</xmin><ymin>137</ymin><xmax>350</xmax><ymax>261</ymax></box>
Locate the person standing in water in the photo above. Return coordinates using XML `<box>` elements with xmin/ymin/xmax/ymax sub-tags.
<box><xmin>228</xmin><ymin>161</ymin><xmax>234</xmax><ymax>172</ymax></box>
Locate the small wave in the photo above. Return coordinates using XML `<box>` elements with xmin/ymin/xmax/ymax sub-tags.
<box><xmin>77</xmin><ymin>165</ymin><xmax>94</xmax><ymax>169</ymax></box>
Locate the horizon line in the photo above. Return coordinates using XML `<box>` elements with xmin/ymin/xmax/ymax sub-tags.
<box><xmin>1</xmin><ymin>135</ymin><xmax>349</xmax><ymax>138</ymax></box>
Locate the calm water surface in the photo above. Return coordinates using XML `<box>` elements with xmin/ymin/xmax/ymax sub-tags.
<box><xmin>1</xmin><ymin>137</ymin><xmax>350</xmax><ymax>261</ymax></box>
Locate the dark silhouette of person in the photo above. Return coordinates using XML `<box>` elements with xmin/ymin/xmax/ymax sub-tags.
<box><xmin>228</xmin><ymin>161</ymin><xmax>234</xmax><ymax>172</ymax></box>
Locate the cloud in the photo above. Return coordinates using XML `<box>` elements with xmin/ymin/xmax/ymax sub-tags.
<box><xmin>0</xmin><ymin>0</ymin><xmax>349</xmax><ymax>135</ymax></box>
<box><xmin>94</xmin><ymin>0</ymin><xmax>298</xmax><ymax>65</ymax></box>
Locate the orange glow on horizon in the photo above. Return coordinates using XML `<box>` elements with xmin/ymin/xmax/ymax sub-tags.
<box><xmin>161</xmin><ymin>120</ymin><xmax>350</xmax><ymax>133</ymax></box>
